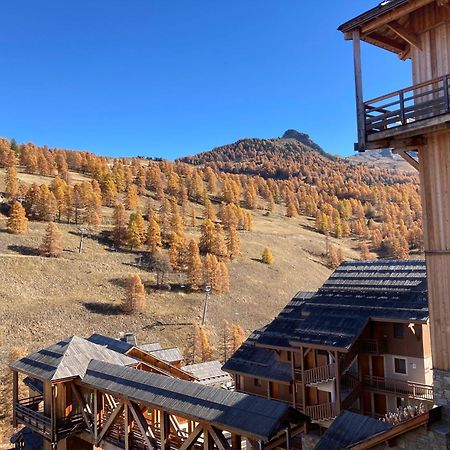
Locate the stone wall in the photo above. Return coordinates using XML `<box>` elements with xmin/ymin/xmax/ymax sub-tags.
<box><xmin>371</xmin><ymin>423</ymin><xmax>450</xmax><ymax>450</ymax></box>
<box><xmin>301</xmin><ymin>431</ymin><xmax>321</xmax><ymax>450</ymax></box>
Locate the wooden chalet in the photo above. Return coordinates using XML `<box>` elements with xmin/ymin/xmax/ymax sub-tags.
<box><xmin>9</xmin><ymin>335</ymin><xmax>309</xmax><ymax>450</ymax></box>
<box><xmin>338</xmin><ymin>0</ymin><xmax>450</xmax><ymax>427</ymax></box>
<box><xmin>223</xmin><ymin>261</ymin><xmax>433</xmax><ymax>427</ymax></box>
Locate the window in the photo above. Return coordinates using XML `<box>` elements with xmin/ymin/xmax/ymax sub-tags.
<box><xmin>394</xmin><ymin>357</ymin><xmax>407</xmax><ymax>374</ymax></box>
<box><xmin>254</xmin><ymin>378</ymin><xmax>262</xmax><ymax>387</ymax></box>
<box><xmin>394</xmin><ymin>323</ymin><xmax>405</xmax><ymax>338</ymax></box>
<box><xmin>287</xmin><ymin>352</ymin><xmax>292</xmax><ymax>361</ymax></box>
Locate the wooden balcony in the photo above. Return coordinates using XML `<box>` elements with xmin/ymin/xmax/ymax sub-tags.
<box><xmin>15</xmin><ymin>396</ymin><xmax>84</xmax><ymax>441</ymax></box>
<box><xmin>363</xmin><ymin>375</ymin><xmax>434</xmax><ymax>402</ymax></box>
<box><xmin>295</xmin><ymin>363</ymin><xmax>336</xmax><ymax>385</ymax></box>
<box><xmin>361</xmin><ymin>338</ymin><xmax>387</xmax><ymax>355</ymax></box>
<box><xmin>305</xmin><ymin>402</ymin><xmax>338</xmax><ymax>422</ymax></box>
<box><xmin>358</xmin><ymin>74</ymin><xmax>450</xmax><ymax>150</ymax></box>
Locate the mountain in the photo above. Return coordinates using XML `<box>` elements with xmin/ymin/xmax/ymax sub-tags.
<box><xmin>347</xmin><ymin>148</ymin><xmax>413</xmax><ymax>172</ymax></box>
<box><xmin>281</xmin><ymin>129</ymin><xmax>331</xmax><ymax>158</ymax></box>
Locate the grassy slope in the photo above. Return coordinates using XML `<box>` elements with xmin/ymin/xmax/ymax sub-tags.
<box><xmin>0</xmin><ymin>168</ymin><xmax>361</xmax><ymax>362</ymax></box>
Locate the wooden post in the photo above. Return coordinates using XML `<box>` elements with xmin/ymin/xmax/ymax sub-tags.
<box><xmin>231</xmin><ymin>434</ymin><xmax>241</xmax><ymax>450</ymax></box>
<box><xmin>161</xmin><ymin>411</ymin><xmax>170</xmax><ymax>450</ymax></box>
<box><xmin>300</xmin><ymin>346</ymin><xmax>306</xmax><ymax>413</ymax></box>
<box><xmin>335</xmin><ymin>351</ymin><xmax>341</xmax><ymax>414</ymax></box>
<box><xmin>51</xmin><ymin>384</ymin><xmax>56</xmax><ymax>445</ymax></box>
<box><xmin>203</xmin><ymin>426</ymin><xmax>213</xmax><ymax>450</ymax></box>
<box><xmin>290</xmin><ymin>352</ymin><xmax>296</xmax><ymax>408</ymax></box>
<box><xmin>12</xmin><ymin>371</ymin><xmax>18</xmax><ymax>428</ymax></box>
<box><xmin>352</xmin><ymin>28</ymin><xmax>366</xmax><ymax>151</ymax></box>
<box><xmin>124</xmin><ymin>403</ymin><xmax>129</xmax><ymax>450</ymax></box>
<box><xmin>93</xmin><ymin>389</ymin><xmax>98</xmax><ymax>442</ymax></box>
<box><xmin>285</xmin><ymin>425</ymin><xmax>292</xmax><ymax>450</ymax></box>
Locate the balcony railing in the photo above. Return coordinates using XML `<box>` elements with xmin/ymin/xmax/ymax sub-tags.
<box><xmin>15</xmin><ymin>396</ymin><xmax>52</xmax><ymax>439</ymax></box>
<box><xmin>295</xmin><ymin>363</ymin><xmax>336</xmax><ymax>385</ymax></box>
<box><xmin>363</xmin><ymin>375</ymin><xmax>434</xmax><ymax>401</ymax></box>
<box><xmin>15</xmin><ymin>396</ymin><xmax>84</xmax><ymax>440</ymax></box>
<box><xmin>361</xmin><ymin>338</ymin><xmax>387</xmax><ymax>355</ymax></box>
<box><xmin>305</xmin><ymin>402</ymin><xmax>338</xmax><ymax>422</ymax></box>
<box><xmin>364</xmin><ymin>74</ymin><xmax>450</xmax><ymax>136</ymax></box>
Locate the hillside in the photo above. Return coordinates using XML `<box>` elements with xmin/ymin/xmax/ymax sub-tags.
<box><xmin>0</xmin><ymin>133</ymin><xmax>422</xmax><ymax>442</ymax></box>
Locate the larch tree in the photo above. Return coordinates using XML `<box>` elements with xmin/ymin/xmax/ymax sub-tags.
<box><xmin>7</xmin><ymin>201</ymin><xmax>28</xmax><ymax>234</ymax></box>
<box><xmin>204</xmin><ymin>253</ymin><xmax>218</xmax><ymax>290</ymax></box>
<box><xmin>360</xmin><ymin>242</ymin><xmax>372</xmax><ymax>260</ymax></box>
<box><xmin>40</xmin><ymin>222</ymin><xmax>63</xmax><ymax>258</ymax></box>
<box><xmin>113</xmin><ymin>202</ymin><xmax>127</xmax><ymax>247</ymax></box>
<box><xmin>261</xmin><ymin>247</ymin><xmax>274</xmax><ymax>265</ymax></box>
<box><xmin>226</xmin><ymin>227</ymin><xmax>240</xmax><ymax>260</ymax></box>
<box><xmin>228</xmin><ymin>323</ymin><xmax>246</xmax><ymax>353</ymax></box>
<box><xmin>215</xmin><ymin>261</ymin><xmax>230</xmax><ymax>293</ymax></box>
<box><xmin>122</xmin><ymin>274</ymin><xmax>146</xmax><ymax>314</ymax></box>
<box><xmin>127</xmin><ymin>211</ymin><xmax>146</xmax><ymax>250</ymax></box>
<box><xmin>146</xmin><ymin>218</ymin><xmax>162</xmax><ymax>254</ymax></box>
<box><xmin>5</xmin><ymin>164</ymin><xmax>18</xmax><ymax>199</ymax></box>
<box><xmin>212</xmin><ymin>224</ymin><xmax>228</xmax><ymax>260</ymax></box>
<box><xmin>187</xmin><ymin>239</ymin><xmax>203</xmax><ymax>290</ymax></box>
<box><xmin>125</xmin><ymin>184</ymin><xmax>139</xmax><ymax>210</ymax></box>
<box><xmin>199</xmin><ymin>219</ymin><xmax>215</xmax><ymax>254</ymax></box>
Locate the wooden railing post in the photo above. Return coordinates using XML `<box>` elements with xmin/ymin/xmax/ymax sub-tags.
<box><xmin>12</xmin><ymin>371</ymin><xmax>18</xmax><ymax>428</ymax></box>
<box><xmin>399</xmin><ymin>91</ymin><xmax>406</xmax><ymax>125</ymax></box>
<box><xmin>352</xmin><ymin>28</ymin><xmax>366</xmax><ymax>151</ymax></box>
<box><xmin>444</xmin><ymin>75</ymin><xmax>450</xmax><ymax>113</ymax></box>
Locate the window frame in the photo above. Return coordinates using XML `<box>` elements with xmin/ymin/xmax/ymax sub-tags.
<box><xmin>393</xmin><ymin>356</ymin><xmax>408</xmax><ymax>375</ymax></box>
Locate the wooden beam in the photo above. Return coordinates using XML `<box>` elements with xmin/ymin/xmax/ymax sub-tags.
<box><xmin>129</xmin><ymin>402</ymin><xmax>157</xmax><ymax>450</ymax></box>
<box><xmin>204</xmin><ymin>427</ymin><xmax>214</xmax><ymax>450</ymax></box>
<box><xmin>394</xmin><ymin>150</ymin><xmax>420</xmax><ymax>170</ymax></box>
<box><xmin>93</xmin><ymin>389</ymin><xmax>98</xmax><ymax>442</ymax></box>
<box><xmin>365</xmin><ymin>32</ymin><xmax>406</xmax><ymax>54</ymax></box>
<box><xmin>353</xmin><ymin>29</ymin><xmax>366</xmax><ymax>151</ymax></box>
<box><xmin>231</xmin><ymin>434</ymin><xmax>242</xmax><ymax>450</ymax></box>
<box><xmin>161</xmin><ymin>411</ymin><xmax>171</xmax><ymax>450</ymax></box>
<box><xmin>180</xmin><ymin>423</ymin><xmax>204</xmax><ymax>450</ymax></box>
<box><xmin>335</xmin><ymin>351</ymin><xmax>341</xmax><ymax>415</ymax></box>
<box><xmin>12</xmin><ymin>371</ymin><xmax>18</xmax><ymax>428</ymax></box>
<box><xmin>124</xmin><ymin>403</ymin><xmax>129</xmax><ymax>450</ymax></box>
<box><xmin>96</xmin><ymin>400</ymin><xmax>124</xmax><ymax>444</ymax></box>
<box><xmin>360</xmin><ymin>0</ymin><xmax>434</xmax><ymax>35</ymax></box>
<box><xmin>209</xmin><ymin>426</ymin><xmax>232</xmax><ymax>450</ymax></box>
<box><xmin>71</xmin><ymin>384</ymin><xmax>94</xmax><ymax>436</ymax></box>
<box><xmin>387</xmin><ymin>21</ymin><xmax>422</xmax><ymax>50</ymax></box>
<box><xmin>170</xmin><ymin>414</ymin><xmax>184</xmax><ymax>437</ymax></box>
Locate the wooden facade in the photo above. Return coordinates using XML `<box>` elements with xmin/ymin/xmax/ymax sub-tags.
<box><xmin>231</xmin><ymin>320</ymin><xmax>433</xmax><ymax>426</ymax></box>
<box><xmin>10</xmin><ymin>337</ymin><xmax>307</xmax><ymax>450</ymax></box>
<box><xmin>339</xmin><ymin>0</ymin><xmax>450</xmax><ymax>376</ymax></box>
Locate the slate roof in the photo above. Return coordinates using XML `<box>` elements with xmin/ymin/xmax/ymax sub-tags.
<box><xmin>87</xmin><ymin>333</ymin><xmax>134</xmax><ymax>354</ymax></box>
<box><xmin>224</xmin><ymin>261</ymin><xmax>428</xmax><ymax>379</ymax></box>
<box><xmin>149</xmin><ymin>347</ymin><xmax>184</xmax><ymax>363</ymax></box>
<box><xmin>222</xmin><ymin>345</ymin><xmax>292</xmax><ymax>384</ymax></box>
<box><xmin>182</xmin><ymin>361</ymin><xmax>232</xmax><ymax>386</ymax></box>
<box><xmin>314</xmin><ymin>411</ymin><xmax>391</xmax><ymax>450</ymax></box>
<box><xmin>10</xmin><ymin>336</ymin><xmax>137</xmax><ymax>381</ymax></box>
<box><xmin>10</xmin><ymin>427</ymin><xmax>43</xmax><ymax>449</ymax></box>
<box><xmin>139</xmin><ymin>342</ymin><xmax>163</xmax><ymax>352</ymax></box>
<box><xmin>82</xmin><ymin>360</ymin><xmax>307</xmax><ymax>440</ymax></box>
<box><xmin>251</xmin><ymin>261</ymin><xmax>428</xmax><ymax>351</ymax></box>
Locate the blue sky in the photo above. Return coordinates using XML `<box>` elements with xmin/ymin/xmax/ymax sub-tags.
<box><xmin>0</xmin><ymin>1</ymin><xmax>411</xmax><ymax>159</ymax></box>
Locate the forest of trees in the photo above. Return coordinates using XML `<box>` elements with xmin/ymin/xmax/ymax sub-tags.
<box><xmin>181</xmin><ymin>136</ymin><xmax>423</xmax><ymax>260</ymax></box>
<box><xmin>1</xmin><ymin>133</ymin><xmax>423</xmax><ymax>278</ymax></box>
